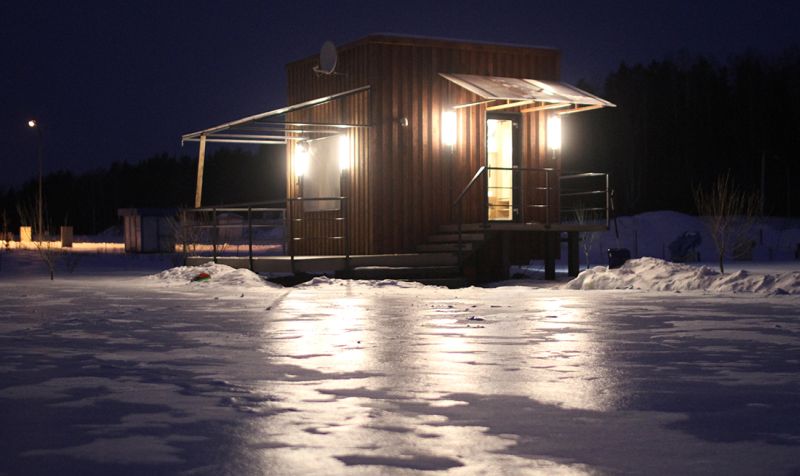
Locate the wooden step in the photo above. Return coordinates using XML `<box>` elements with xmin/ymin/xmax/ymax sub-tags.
<box><xmin>356</xmin><ymin>253</ymin><xmax>458</xmax><ymax>267</ymax></box>
<box><xmin>426</xmin><ymin>232</ymin><xmax>485</xmax><ymax>243</ymax></box>
<box><xmin>439</xmin><ymin>223</ymin><xmax>490</xmax><ymax>233</ymax></box>
<box><xmin>417</xmin><ymin>242</ymin><xmax>473</xmax><ymax>253</ymax></box>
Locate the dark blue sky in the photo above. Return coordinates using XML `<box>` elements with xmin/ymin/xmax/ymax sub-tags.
<box><xmin>2</xmin><ymin>0</ymin><xmax>798</xmax><ymax>188</ymax></box>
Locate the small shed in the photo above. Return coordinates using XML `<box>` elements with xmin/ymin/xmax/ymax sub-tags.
<box><xmin>181</xmin><ymin>35</ymin><xmax>615</xmax><ymax>281</ymax></box>
<box><xmin>118</xmin><ymin>208</ymin><xmax>177</xmax><ymax>253</ymax></box>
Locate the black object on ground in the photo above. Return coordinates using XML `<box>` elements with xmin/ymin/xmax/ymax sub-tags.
<box><xmin>608</xmin><ymin>248</ymin><xmax>631</xmax><ymax>269</ymax></box>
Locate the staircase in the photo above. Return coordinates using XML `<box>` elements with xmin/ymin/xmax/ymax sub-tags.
<box><xmin>343</xmin><ymin>226</ymin><xmax>489</xmax><ymax>288</ymax></box>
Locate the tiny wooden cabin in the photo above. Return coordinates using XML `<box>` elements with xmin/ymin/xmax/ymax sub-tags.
<box><xmin>183</xmin><ymin>35</ymin><xmax>614</xmax><ymax>282</ymax></box>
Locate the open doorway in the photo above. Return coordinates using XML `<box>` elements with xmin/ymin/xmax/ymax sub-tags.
<box><xmin>486</xmin><ymin>113</ymin><xmax>520</xmax><ymax>221</ymax></box>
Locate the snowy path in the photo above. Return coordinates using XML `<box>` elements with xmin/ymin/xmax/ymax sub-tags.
<box><xmin>1</xmin><ymin>269</ymin><xmax>799</xmax><ymax>474</ymax></box>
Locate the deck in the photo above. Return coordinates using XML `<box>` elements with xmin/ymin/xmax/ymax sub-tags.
<box><xmin>186</xmin><ymin>252</ymin><xmax>458</xmax><ymax>274</ymax></box>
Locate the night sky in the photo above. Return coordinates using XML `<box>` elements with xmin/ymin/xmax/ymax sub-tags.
<box><xmin>2</xmin><ymin>0</ymin><xmax>798</xmax><ymax>189</ymax></box>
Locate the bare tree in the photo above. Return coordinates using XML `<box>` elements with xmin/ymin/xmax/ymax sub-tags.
<box><xmin>168</xmin><ymin>209</ymin><xmax>215</xmax><ymax>266</ymax></box>
<box><xmin>574</xmin><ymin>202</ymin><xmax>599</xmax><ymax>270</ymax></box>
<box><xmin>693</xmin><ymin>172</ymin><xmax>760</xmax><ymax>273</ymax></box>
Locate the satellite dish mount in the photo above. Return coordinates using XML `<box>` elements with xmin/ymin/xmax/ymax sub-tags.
<box><xmin>313</xmin><ymin>41</ymin><xmax>342</xmax><ymax>76</ymax></box>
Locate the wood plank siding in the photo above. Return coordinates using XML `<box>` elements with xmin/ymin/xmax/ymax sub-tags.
<box><xmin>286</xmin><ymin>35</ymin><xmax>560</xmax><ymax>255</ymax></box>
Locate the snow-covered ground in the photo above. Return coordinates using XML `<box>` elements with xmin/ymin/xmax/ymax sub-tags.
<box><xmin>565</xmin><ymin>210</ymin><xmax>800</xmax><ymax>269</ymax></box>
<box><xmin>1</xmin><ymin>250</ymin><xmax>799</xmax><ymax>475</ymax></box>
<box><xmin>565</xmin><ymin>257</ymin><xmax>800</xmax><ymax>294</ymax></box>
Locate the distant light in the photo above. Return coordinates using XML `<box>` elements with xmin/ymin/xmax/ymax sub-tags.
<box><xmin>442</xmin><ymin>110</ymin><xmax>457</xmax><ymax>147</ymax></box>
<box><xmin>338</xmin><ymin>134</ymin><xmax>350</xmax><ymax>171</ymax></box>
<box><xmin>547</xmin><ymin>115</ymin><xmax>562</xmax><ymax>151</ymax></box>
<box><xmin>294</xmin><ymin>143</ymin><xmax>309</xmax><ymax>178</ymax></box>
<box><xmin>28</xmin><ymin>120</ymin><xmax>37</xmax><ymax>128</ymax></box>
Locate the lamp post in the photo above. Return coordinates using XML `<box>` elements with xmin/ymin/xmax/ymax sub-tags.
<box><xmin>27</xmin><ymin>120</ymin><xmax>43</xmax><ymax>243</ymax></box>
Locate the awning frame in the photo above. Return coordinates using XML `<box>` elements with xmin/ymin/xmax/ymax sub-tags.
<box><xmin>440</xmin><ymin>73</ymin><xmax>615</xmax><ymax>114</ymax></box>
<box><xmin>184</xmin><ymin>85</ymin><xmax>371</xmax><ymax>208</ymax></box>
<box><xmin>181</xmin><ymin>85</ymin><xmax>371</xmax><ymax>145</ymax></box>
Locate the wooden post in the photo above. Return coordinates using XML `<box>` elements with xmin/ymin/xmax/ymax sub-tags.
<box><xmin>544</xmin><ymin>231</ymin><xmax>556</xmax><ymax>280</ymax></box>
<box><xmin>501</xmin><ymin>232</ymin><xmax>510</xmax><ymax>280</ymax></box>
<box><xmin>211</xmin><ymin>208</ymin><xmax>218</xmax><ymax>263</ymax></box>
<box><xmin>194</xmin><ymin>134</ymin><xmax>207</xmax><ymax>208</ymax></box>
<box><xmin>247</xmin><ymin>207</ymin><xmax>253</xmax><ymax>271</ymax></box>
<box><xmin>567</xmin><ymin>231</ymin><xmax>580</xmax><ymax>277</ymax></box>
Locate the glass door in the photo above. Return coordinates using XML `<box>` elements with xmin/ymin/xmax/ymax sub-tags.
<box><xmin>486</xmin><ymin>114</ymin><xmax>519</xmax><ymax>221</ymax></box>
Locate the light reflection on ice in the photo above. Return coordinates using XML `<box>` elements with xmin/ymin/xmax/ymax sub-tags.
<box><xmin>3</xmin><ymin>269</ymin><xmax>800</xmax><ymax>475</ymax></box>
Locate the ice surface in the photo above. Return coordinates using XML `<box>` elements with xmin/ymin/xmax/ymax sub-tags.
<box><xmin>1</xmin><ymin>220</ymin><xmax>800</xmax><ymax>474</ymax></box>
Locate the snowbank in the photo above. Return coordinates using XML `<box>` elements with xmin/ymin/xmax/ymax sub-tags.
<box><xmin>297</xmin><ymin>276</ymin><xmax>429</xmax><ymax>289</ymax></box>
<box><xmin>564</xmin><ymin>257</ymin><xmax>800</xmax><ymax>295</ymax></box>
<box><xmin>149</xmin><ymin>262</ymin><xmax>281</xmax><ymax>288</ymax></box>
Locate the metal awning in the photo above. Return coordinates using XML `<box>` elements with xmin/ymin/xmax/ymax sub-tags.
<box><xmin>440</xmin><ymin>73</ymin><xmax>615</xmax><ymax>114</ymax></box>
<box><xmin>181</xmin><ymin>85</ymin><xmax>371</xmax><ymax>145</ymax></box>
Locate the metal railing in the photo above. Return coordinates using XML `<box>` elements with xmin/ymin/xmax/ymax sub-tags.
<box><xmin>559</xmin><ymin>172</ymin><xmax>610</xmax><ymax>228</ymax></box>
<box><xmin>178</xmin><ymin>196</ymin><xmax>350</xmax><ymax>271</ymax></box>
<box><xmin>452</xmin><ymin>166</ymin><xmax>609</xmax><ymax>265</ymax></box>
<box><xmin>286</xmin><ymin>196</ymin><xmax>350</xmax><ymax>271</ymax></box>
<box><xmin>178</xmin><ymin>205</ymin><xmax>287</xmax><ymax>270</ymax></box>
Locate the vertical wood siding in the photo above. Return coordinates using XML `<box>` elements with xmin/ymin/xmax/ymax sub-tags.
<box><xmin>286</xmin><ymin>36</ymin><xmax>560</xmax><ymax>255</ymax></box>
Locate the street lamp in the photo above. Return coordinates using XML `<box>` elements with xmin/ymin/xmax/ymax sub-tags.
<box><xmin>27</xmin><ymin>119</ymin><xmax>43</xmax><ymax>242</ymax></box>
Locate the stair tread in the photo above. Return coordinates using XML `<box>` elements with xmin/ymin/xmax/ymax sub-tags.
<box><xmin>427</xmin><ymin>233</ymin><xmax>485</xmax><ymax>243</ymax></box>
<box><xmin>418</xmin><ymin>243</ymin><xmax>473</xmax><ymax>252</ymax></box>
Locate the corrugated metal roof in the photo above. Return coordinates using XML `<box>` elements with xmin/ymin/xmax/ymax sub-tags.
<box><xmin>440</xmin><ymin>73</ymin><xmax>615</xmax><ymax>107</ymax></box>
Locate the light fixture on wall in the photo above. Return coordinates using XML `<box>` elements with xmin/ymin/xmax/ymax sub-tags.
<box><xmin>442</xmin><ymin>110</ymin><xmax>457</xmax><ymax>147</ymax></box>
<box><xmin>338</xmin><ymin>134</ymin><xmax>350</xmax><ymax>171</ymax></box>
<box><xmin>293</xmin><ymin>142</ymin><xmax>310</xmax><ymax>178</ymax></box>
<box><xmin>547</xmin><ymin>114</ymin><xmax>562</xmax><ymax>155</ymax></box>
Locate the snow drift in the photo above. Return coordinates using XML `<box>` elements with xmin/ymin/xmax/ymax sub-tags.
<box><xmin>564</xmin><ymin>257</ymin><xmax>800</xmax><ymax>295</ymax></box>
<box><xmin>149</xmin><ymin>262</ymin><xmax>281</xmax><ymax>288</ymax></box>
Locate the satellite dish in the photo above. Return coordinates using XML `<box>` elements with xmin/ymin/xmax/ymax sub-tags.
<box><xmin>314</xmin><ymin>41</ymin><xmax>338</xmax><ymax>75</ymax></box>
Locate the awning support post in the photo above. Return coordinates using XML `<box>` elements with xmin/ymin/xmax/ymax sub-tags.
<box><xmin>194</xmin><ymin>134</ymin><xmax>207</xmax><ymax>208</ymax></box>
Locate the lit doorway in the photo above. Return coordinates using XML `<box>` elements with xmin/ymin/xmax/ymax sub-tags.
<box><xmin>486</xmin><ymin>113</ymin><xmax>520</xmax><ymax>221</ymax></box>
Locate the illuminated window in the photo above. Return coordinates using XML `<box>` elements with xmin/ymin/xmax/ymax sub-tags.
<box><xmin>301</xmin><ymin>135</ymin><xmax>345</xmax><ymax>212</ymax></box>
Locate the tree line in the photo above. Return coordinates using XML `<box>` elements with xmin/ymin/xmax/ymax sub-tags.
<box><xmin>565</xmin><ymin>47</ymin><xmax>800</xmax><ymax>217</ymax></box>
<box><xmin>0</xmin><ymin>146</ymin><xmax>286</xmax><ymax>235</ymax></box>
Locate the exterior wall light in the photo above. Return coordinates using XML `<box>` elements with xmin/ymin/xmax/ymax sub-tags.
<box><xmin>338</xmin><ymin>134</ymin><xmax>350</xmax><ymax>171</ymax></box>
<box><xmin>293</xmin><ymin>142</ymin><xmax>310</xmax><ymax>178</ymax></box>
<box><xmin>442</xmin><ymin>110</ymin><xmax>457</xmax><ymax>147</ymax></box>
<box><xmin>547</xmin><ymin>114</ymin><xmax>562</xmax><ymax>151</ymax></box>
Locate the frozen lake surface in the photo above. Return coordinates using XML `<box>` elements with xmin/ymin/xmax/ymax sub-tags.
<box><xmin>1</xmin><ymin>253</ymin><xmax>799</xmax><ymax>475</ymax></box>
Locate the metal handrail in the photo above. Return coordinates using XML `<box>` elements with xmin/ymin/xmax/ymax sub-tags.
<box><xmin>451</xmin><ymin>165</ymin><xmax>609</xmax><ymax>268</ymax></box>
<box><xmin>560</xmin><ymin>172</ymin><xmax>611</xmax><ymax>227</ymax></box>
<box><xmin>179</xmin><ymin>206</ymin><xmax>287</xmax><ymax>269</ymax></box>
<box><xmin>286</xmin><ymin>196</ymin><xmax>350</xmax><ymax>271</ymax></box>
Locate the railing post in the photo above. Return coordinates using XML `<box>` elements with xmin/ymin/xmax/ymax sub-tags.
<box><xmin>343</xmin><ymin>197</ymin><xmax>350</xmax><ymax>268</ymax></box>
<box><xmin>287</xmin><ymin>199</ymin><xmax>295</xmax><ymax>274</ymax></box>
<box><xmin>605</xmin><ymin>174</ymin><xmax>611</xmax><ymax>229</ymax></box>
<box><xmin>483</xmin><ymin>168</ymin><xmax>489</xmax><ymax>228</ymax></box>
<box><xmin>212</xmin><ymin>208</ymin><xmax>218</xmax><ymax>263</ymax></box>
<box><xmin>247</xmin><ymin>207</ymin><xmax>253</xmax><ymax>271</ymax></box>
<box><xmin>181</xmin><ymin>211</ymin><xmax>188</xmax><ymax>258</ymax></box>
<box><xmin>545</xmin><ymin>171</ymin><xmax>551</xmax><ymax>227</ymax></box>
<box><xmin>519</xmin><ymin>169</ymin><xmax>525</xmax><ymax>224</ymax></box>
<box><xmin>457</xmin><ymin>203</ymin><xmax>464</xmax><ymax>269</ymax></box>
